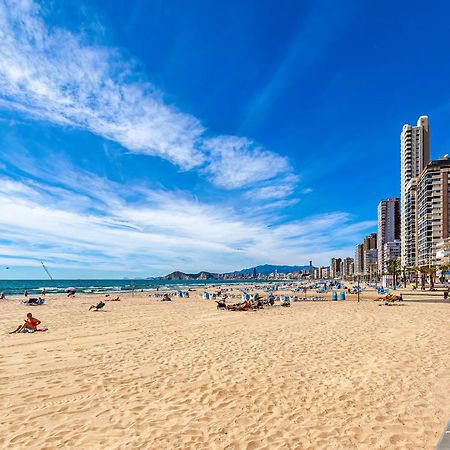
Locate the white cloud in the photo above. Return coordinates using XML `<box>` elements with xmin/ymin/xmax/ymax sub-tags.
<box><xmin>0</xmin><ymin>0</ymin><xmax>296</xmax><ymax>193</ymax></box>
<box><xmin>203</xmin><ymin>135</ymin><xmax>292</xmax><ymax>189</ymax></box>
<box><xmin>0</xmin><ymin>0</ymin><xmax>205</xmax><ymax>169</ymax></box>
<box><xmin>245</xmin><ymin>183</ymin><xmax>296</xmax><ymax>201</ymax></box>
<box><xmin>0</xmin><ymin>172</ymin><xmax>375</xmax><ymax>275</ymax></box>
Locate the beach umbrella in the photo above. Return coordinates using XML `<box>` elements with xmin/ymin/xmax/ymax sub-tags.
<box><xmin>66</xmin><ymin>287</ymin><xmax>76</xmax><ymax>293</ymax></box>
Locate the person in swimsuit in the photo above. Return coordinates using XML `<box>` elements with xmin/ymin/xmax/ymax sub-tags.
<box><xmin>10</xmin><ymin>313</ymin><xmax>41</xmax><ymax>333</ymax></box>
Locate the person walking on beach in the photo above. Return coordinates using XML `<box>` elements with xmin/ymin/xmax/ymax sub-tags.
<box><xmin>41</xmin><ymin>288</ymin><xmax>46</xmax><ymax>296</ymax></box>
<box><xmin>24</xmin><ymin>290</ymin><xmax>28</xmax><ymax>297</ymax></box>
<box><xmin>10</xmin><ymin>313</ymin><xmax>41</xmax><ymax>333</ymax></box>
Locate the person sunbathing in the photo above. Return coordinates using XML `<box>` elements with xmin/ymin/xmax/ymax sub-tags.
<box><xmin>216</xmin><ymin>299</ymin><xmax>227</xmax><ymax>309</ymax></box>
<box><xmin>89</xmin><ymin>301</ymin><xmax>105</xmax><ymax>311</ymax></box>
<box><xmin>10</xmin><ymin>313</ymin><xmax>41</xmax><ymax>333</ymax></box>
<box><xmin>227</xmin><ymin>300</ymin><xmax>252</xmax><ymax>311</ymax></box>
<box><xmin>161</xmin><ymin>294</ymin><xmax>172</xmax><ymax>302</ymax></box>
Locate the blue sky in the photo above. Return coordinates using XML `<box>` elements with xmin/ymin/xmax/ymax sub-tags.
<box><xmin>0</xmin><ymin>0</ymin><xmax>450</xmax><ymax>279</ymax></box>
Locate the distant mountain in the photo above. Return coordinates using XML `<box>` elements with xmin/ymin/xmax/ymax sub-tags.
<box><xmin>160</xmin><ymin>271</ymin><xmax>219</xmax><ymax>280</ymax></box>
<box><xmin>159</xmin><ymin>264</ymin><xmax>313</xmax><ymax>280</ymax></box>
<box><xmin>225</xmin><ymin>264</ymin><xmax>312</xmax><ymax>276</ymax></box>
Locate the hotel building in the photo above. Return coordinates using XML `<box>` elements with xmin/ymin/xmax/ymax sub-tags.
<box><xmin>400</xmin><ymin>116</ymin><xmax>430</xmax><ymax>268</ymax></box>
<box><xmin>341</xmin><ymin>257</ymin><xmax>354</xmax><ymax>278</ymax></box>
<box><xmin>383</xmin><ymin>240</ymin><xmax>401</xmax><ymax>264</ymax></box>
<box><xmin>377</xmin><ymin>198</ymin><xmax>400</xmax><ymax>274</ymax></box>
<box><xmin>415</xmin><ymin>156</ymin><xmax>450</xmax><ymax>266</ymax></box>
<box><xmin>354</xmin><ymin>244</ymin><xmax>364</xmax><ymax>275</ymax></box>
<box><xmin>330</xmin><ymin>258</ymin><xmax>342</xmax><ymax>278</ymax></box>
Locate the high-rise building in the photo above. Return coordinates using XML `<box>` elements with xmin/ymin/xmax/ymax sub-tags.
<box><xmin>330</xmin><ymin>258</ymin><xmax>342</xmax><ymax>278</ymax></box>
<box><xmin>354</xmin><ymin>244</ymin><xmax>364</xmax><ymax>275</ymax></box>
<box><xmin>415</xmin><ymin>156</ymin><xmax>450</xmax><ymax>266</ymax></box>
<box><xmin>383</xmin><ymin>240</ymin><xmax>401</xmax><ymax>264</ymax></box>
<box><xmin>342</xmin><ymin>257</ymin><xmax>354</xmax><ymax>278</ymax></box>
<box><xmin>364</xmin><ymin>248</ymin><xmax>377</xmax><ymax>268</ymax></box>
<box><xmin>363</xmin><ymin>233</ymin><xmax>377</xmax><ymax>253</ymax></box>
<box><xmin>400</xmin><ymin>116</ymin><xmax>430</xmax><ymax>268</ymax></box>
<box><xmin>317</xmin><ymin>266</ymin><xmax>330</xmax><ymax>279</ymax></box>
<box><xmin>363</xmin><ymin>232</ymin><xmax>377</xmax><ymax>275</ymax></box>
<box><xmin>377</xmin><ymin>198</ymin><xmax>400</xmax><ymax>274</ymax></box>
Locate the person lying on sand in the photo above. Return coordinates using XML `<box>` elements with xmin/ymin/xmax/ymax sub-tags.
<box><xmin>23</xmin><ymin>297</ymin><xmax>44</xmax><ymax>305</ymax></box>
<box><xmin>10</xmin><ymin>313</ymin><xmax>41</xmax><ymax>333</ymax></box>
<box><xmin>161</xmin><ymin>294</ymin><xmax>172</xmax><ymax>302</ymax></box>
<box><xmin>89</xmin><ymin>301</ymin><xmax>106</xmax><ymax>311</ymax></box>
<box><xmin>226</xmin><ymin>300</ymin><xmax>252</xmax><ymax>311</ymax></box>
<box><xmin>216</xmin><ymin>299</ymin><xmax>227</xmax><ymax>309</ymax></box>
<box><xmin>105</xmin><ymin>296</ymin><xmax>120</xmax><ymax>301</ymax></box>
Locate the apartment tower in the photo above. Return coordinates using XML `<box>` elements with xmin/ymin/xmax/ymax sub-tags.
<box><xmin>330</xmin><ymin>258</ymin><xmax>342</xmax><ymax>278</ymax></box>
<box><xmin>377</xmin><ymin>198</ymin><xmax>400</xmax><ymax>274</ymax></box>
<box><xmin>400</xmin><ymin>116</ymin><xmax>430</xmax><ymax>268</ymax></box>
<box><xmin>354</xmin><ymin>244</ymin><xmax>364</xmax><ymax>275</ymax></box>
<box><xmin>415</xmin><ymin>156</ymin><xmax>450</xmax><ymax>266</ymax></box>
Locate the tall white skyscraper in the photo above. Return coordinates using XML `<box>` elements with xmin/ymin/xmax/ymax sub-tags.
<box><xmin>400</xmin><ymin>116</ymin><xmax>430</xmax><ymax>268</ymax></box>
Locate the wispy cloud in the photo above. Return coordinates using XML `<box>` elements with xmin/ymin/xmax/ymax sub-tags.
<box><xmin>0</xmin><ymin>0</ymin><xmax>296</xmax><ymax>193</ymax></box>
<box><xmin>0</xmin><ymin>166</ymin><xmax>375</xmax><ymax>275</ymax></box>
<box><xmin>203</xmin><ymin>135</ymin><xmax>294</xmax><ymax>190</ymax></box>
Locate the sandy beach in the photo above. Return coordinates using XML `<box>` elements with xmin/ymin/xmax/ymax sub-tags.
<box><xmin>1</xmin><ymin>288</ymin><xmax>449</xmax><ymax>449</ymax></box>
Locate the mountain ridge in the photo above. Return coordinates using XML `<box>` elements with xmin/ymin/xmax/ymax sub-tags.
<box><xmin>159</xmin><ymin>264</ymin><xmax>313</xmax><ymax>280</ymax></box>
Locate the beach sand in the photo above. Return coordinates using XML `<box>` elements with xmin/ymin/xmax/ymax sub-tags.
<box><xmin>0</xmin><ymin>289</ymin><xmax>449</xmax><ymax>449</ymax></box>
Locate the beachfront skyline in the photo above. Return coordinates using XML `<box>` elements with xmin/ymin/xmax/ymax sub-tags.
<box><xmin>1</xmin><ymin>0</ymin><xmax>450</xmax><ymax>278</ymax></box>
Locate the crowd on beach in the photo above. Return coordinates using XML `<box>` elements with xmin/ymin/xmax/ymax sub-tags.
<box><xmin>5</xmin><ymin>278</ymin><xmax>450</xmax><ymax>336</ymax></box>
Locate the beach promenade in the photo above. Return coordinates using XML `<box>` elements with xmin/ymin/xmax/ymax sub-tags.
<box><xmin>0</xmin><ymin>288</ymin><xmax>449</xmax><ymax>449</ymax></box>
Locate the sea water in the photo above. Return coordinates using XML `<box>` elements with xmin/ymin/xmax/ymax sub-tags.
<box><xmin>0</xmin><ymin>279</ymin><xmax>249</xmax><ymax>296</ymax></box>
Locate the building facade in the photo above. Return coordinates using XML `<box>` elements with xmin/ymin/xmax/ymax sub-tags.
<box><xmin>415</xmin><ymin>157</ymin><xmax>450</xmax><ymax>266</ymax></box>
<box><xmin>354</xmin><ymin>244</ymin><xmax>364</xmax><ymax>275</ymax></box>
<box><xmin>436</xmin><ymin>237</ymin><xmax>450</xmax><ymax>265</ymax></box>
<box><xmin>341</xmin><ymin>257</ymin><xmax>354</xmax><ymax>278</ymax></box>
<box><xmin>330</xmin><ymin>258</ymin><xmax>342</xmax><ymax>278</ymax></box>
<box><xmin>383</xmin><ymin>240</ymin><xmax>401</xmax><ymax>264</ymax></box>
<box><xmin>400</xmin><ymin>116</ymin><xmax>430</xmax><ymax>268</ymax></box>
<box><xmin>377</xmin><ymin>198</ymin><xmax>400</xmax><ymax>274</ymax></box>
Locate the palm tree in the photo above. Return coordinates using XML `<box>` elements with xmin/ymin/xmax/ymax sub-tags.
<box><xmin>419</xmin><ymin>266</ymin><xmax>428</xmax><ymax>290</ymax></box>
<box><xmin>386</xmin><ymin>258</ymin><xmax>401</xmax><ymax>288</ymax></box>
<box><xmin>428</xmin><ymin>265</ymin><xmax>437</xmax><ymax>290</ymax></box>
<box><xmin>412</xmin><ymin>266</ymin><xmax>420</xmax><ymax>285</ymax></box>
<box><xmin>401</xmin><ymin>265</ymin><xmax>408</xmax><ymax>288</ymax></box>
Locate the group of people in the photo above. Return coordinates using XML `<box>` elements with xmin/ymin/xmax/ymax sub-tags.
<box><xmin>216</xmin><ymin>293</ymin><xmax>276</xmax><ymax>311</ymax></box>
